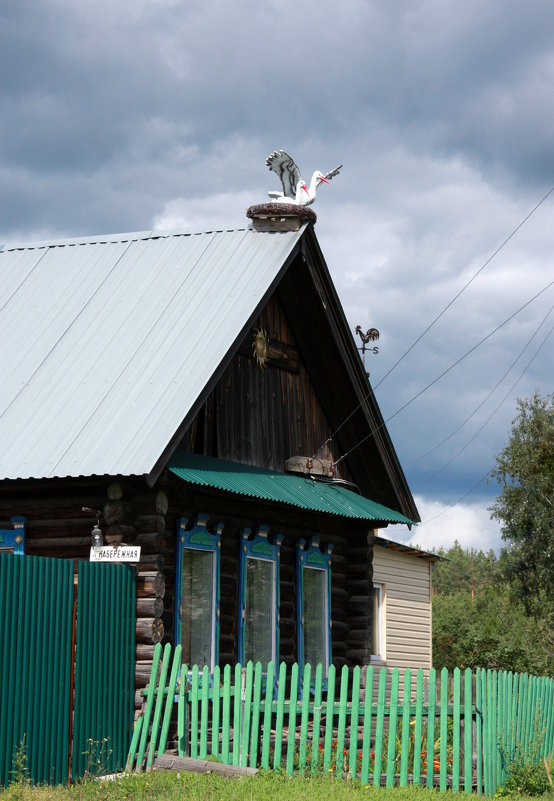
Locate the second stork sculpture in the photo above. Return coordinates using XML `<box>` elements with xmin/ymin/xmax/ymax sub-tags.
<box><xmin>266</xmin><ymin>150</ymin><xmax>341</xmax><ymax>206</ymax></box>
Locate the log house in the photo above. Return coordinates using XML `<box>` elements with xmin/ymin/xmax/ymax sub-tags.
<box><xmin>0</xmin><ymin>218</ymin><xmax>419</xmax><ymax>699</ymax></box>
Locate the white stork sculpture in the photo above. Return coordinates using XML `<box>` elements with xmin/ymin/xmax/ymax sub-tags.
<box><xmin>266</xmin><ymin>150</ymin><xmax>341</xmax><ymax>206</ymax></box>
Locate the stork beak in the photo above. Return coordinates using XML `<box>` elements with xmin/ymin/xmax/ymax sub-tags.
<box><xmin>320</xmin><ymin>176</ymin><xmax>329</xmax><ymax>184</ymax></box>
<box><xmin>302</xmin><ymin>183</ymin><xmax>309</xmax><ymax>194</ymax></box>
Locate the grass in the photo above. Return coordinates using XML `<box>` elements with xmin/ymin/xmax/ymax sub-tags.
<box><xmin>1</xmin><ymin>770</ymin><xmax>552</xmax><ymax>801</ymax></box>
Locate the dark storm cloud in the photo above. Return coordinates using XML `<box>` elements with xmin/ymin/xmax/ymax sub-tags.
<box><xmin>1</xmin><ymin>0</ymin><xmax>552</xmax><ymax>548</ymax></box>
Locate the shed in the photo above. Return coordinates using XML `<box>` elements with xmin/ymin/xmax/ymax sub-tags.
<box><xmin>0</xmin><ymin>220</ymin><xmax>420</xmax><ymax>693</ymax></box>
<box><xmin>371</xmin><ymin>535</ymin><xmax>440</xmax><ymax>700</ymax></box>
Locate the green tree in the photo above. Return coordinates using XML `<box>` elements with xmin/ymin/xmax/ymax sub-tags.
<box><xmin>489</xmin><ymin>391</ymin><xmax>554</xmax><ymax>615</ymax></box>
<box><xmin>432</xmin><ymin>540</ymin><xmax>499</xmax><ymax>597</ymax></box>
<box><xmin>433</xmin><ymin>587</ymin><xmax>553</xmax><ymax>675</ymax></box>
<box><xmin>431</xmin><ymin>542</ymin><xmax>553</xmax><ymax>675</ymax></box>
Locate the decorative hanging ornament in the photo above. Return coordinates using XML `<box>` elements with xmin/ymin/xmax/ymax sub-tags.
<box><xmin>252</xmin><ymin>327</ymin><xmax>269</xmax><ymax>368</ymax></box>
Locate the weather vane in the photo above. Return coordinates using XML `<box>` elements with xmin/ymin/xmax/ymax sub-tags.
<box><xmin>355</xmin><ymin>325</ymin><xmax>380</xmax><ymax>373</ymax></box>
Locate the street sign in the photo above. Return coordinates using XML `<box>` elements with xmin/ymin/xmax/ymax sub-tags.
<box><xmin>89</xmin><ymin>545</ymin><xmax>141</xmax><ymax>563</ymax></box>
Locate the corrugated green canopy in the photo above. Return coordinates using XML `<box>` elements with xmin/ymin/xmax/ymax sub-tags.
<box><xmin>168</xmin><ymin>452</ymin><xmax>416</xmax><ymax>525</ymax></box>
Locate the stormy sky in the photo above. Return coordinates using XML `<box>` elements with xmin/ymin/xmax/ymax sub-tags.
<box><xmin>1</xmin><ymin>0</ymin><xmax>553</xmax><ymax>552</ymax></box>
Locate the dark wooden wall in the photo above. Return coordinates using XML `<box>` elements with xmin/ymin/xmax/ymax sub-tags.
<box><xmin>180</xmin><ymin>292</ymin><xmax>353</xmax><ymax>484</ymax></box>
<box><xmin>165</xmin><ymin>476</ymin><xmax>375</xmax><ymax>672</ymax></box>
<box><xmin>0</xmin><ymin>467</ymin><xmax>376</xmax><ymax>715</ymax></box>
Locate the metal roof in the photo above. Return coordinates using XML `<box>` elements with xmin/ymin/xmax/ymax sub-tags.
<box><xmin>168</xmin><ymin>451</ymin><xmax>416</xmax><ymax>525</ymax></box>
<box><xmin>0</xmin><ymin>227</ymin><xmax>304</xmax><ymax>480</ymax></box>
<box><xmin>374</xmin><ymin>535</ymin><xmax>441</xmax><ymax>561</ymax></box>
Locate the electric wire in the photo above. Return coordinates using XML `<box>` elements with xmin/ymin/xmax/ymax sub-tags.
<box><xmin>419</xmin><ymin>470</ymin><xmax>492</xmax><ymax>526</ymax></box>
<box><xmin>418</xmin><ymin>388</ymin><xmax>554</xmax><ymax>526</ymax></box>
<box><xmin>413</xmin><ymin>302</ymin><xmax>554</xmax><ymax>465</ymax></box>
<box><xmin>311</xmin><ymin>185</ymin><xmax>554</xmax><ymax>459</ymax></box>
<box><xmin>418</xmin><ymin>314</ymin><xmax>554</xmax><ymax>487</ymax></box>
<box><xmin>373</xmin><ymin>185</ymin><xmax>554</xmax><ymax>391</ymax></box>
<box><xmin>332</xmin><ymin>279</ymin><xmax>554</xmax><ymax>468</ymax></box>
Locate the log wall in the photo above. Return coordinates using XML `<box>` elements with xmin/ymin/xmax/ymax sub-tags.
<box><xmin>0</xmin><ymin>472</ymin><xmax>377</xmax><ymax>716</ymax></box>
<box><xmin>166</xmin><ymin>479</ymin><xmax>376</xmax><ymax>673</ymax></box>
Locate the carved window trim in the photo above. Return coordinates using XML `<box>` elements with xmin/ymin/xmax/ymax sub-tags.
<box><xmin>238</xmin><ymin>524</ymin><xmax>283</xmax><ymax>669</ymax></box>
<box><xmin>296</xmin><ymin>536</ymin><xmax>332</xmax><ymax>685</ymax></box>
<box><xmin>0</xmin><ymin>517</ymin><xmax>26</xmax><ymax>556</ymax></box>
<box><xmin>174</xmin><ymin>513</ymin><xmax>222</xmax><ymax>673</ymax></box>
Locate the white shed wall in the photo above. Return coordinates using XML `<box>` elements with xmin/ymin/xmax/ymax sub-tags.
<box><xmin>368</xmin><ymin>543</ymin><xmax>433</xmax><ymax>700</ymax></box>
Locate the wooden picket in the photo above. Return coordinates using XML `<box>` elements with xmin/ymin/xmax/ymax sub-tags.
<box><xmin>127</xmin><ymin>646</ymin><xmax>554</xmax><ymax>797</ymax></box>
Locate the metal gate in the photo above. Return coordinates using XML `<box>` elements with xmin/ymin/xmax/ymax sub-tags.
<box><xmin>72</xmin><ymin>560</ymin><xmax>136</xmax><ymax>779</ymax></box>
<box><xmin>0</xmin><ymin>554</ymin><xmax>136</xmax><ymax>785</ymax></box>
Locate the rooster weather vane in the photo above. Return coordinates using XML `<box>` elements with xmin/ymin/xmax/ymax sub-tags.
<box><xmin>265</xmin><ymin>150</ymin><xmax>342</xmax><ymax>207</ymax></box>
<box><xmin>355</xmin><ymin>325</ymin><xmax>380</xmax><ymax>373</ymax></box>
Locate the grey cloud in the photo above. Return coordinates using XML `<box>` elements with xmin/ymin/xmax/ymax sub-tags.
<box><xmin>1</xmin><ymin>0</ymin><xmax>553</xmax><ymax>550</ymax></box>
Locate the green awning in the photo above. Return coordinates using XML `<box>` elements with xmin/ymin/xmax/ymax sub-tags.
<box><xmin>168</xmin><ymin>452</ymin><xmax>415</xmax><ymax>526</ymax></box>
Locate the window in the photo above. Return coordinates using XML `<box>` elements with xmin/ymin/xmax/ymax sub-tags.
<box><xmin>238</xmin><ymin>525</ymin><xmax>283</xmax><ymax>668</ymax></box>
<box><xmin>0</xmin><ymin>517</ymin><xmax>26</xmax><ymax>555</ymax></box>
<box><xmin>296</xmin><ymin>537</ymin><xmax>332</xmax><ymax>677</ymax></box>
<box><xmin>371</xmin><ymin>582</ymin><xmax>385</xmax><ymax>662</ymax></box>
<box><xmin>175</xmin><ymin>514</ymin><xmax>222</xmax><ymax>672</ymax></box>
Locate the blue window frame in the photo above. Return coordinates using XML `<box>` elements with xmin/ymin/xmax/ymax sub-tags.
<box><xmin>0</xmin><ymin>517</ymin><xmax>26</xmax><ymax>555</ymax></box>
<box><xmin>174</xmin><ymin>513</ymin><xmax>222</xmax><ymax>672</ymax></box>
<box><xmin>296</xmin><ymin>536</ymin><xmax>332</xmax><ymax>679</ymax></box>
<box><xmin>238</xmin><ymin>524</ymin><xmax>283</xmax><ymax>668</ymax></box>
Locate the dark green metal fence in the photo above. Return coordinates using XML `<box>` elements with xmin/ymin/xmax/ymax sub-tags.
<box><xmin>72</xmin><ymin>561</ymin><xmax>136</xmax><ymax>779</ymax></box>
<box><xmin>0</xmin><ymin>554</ymin><xmax>74</xmax><ymax>785</ymax></box>
<box><xmin>0</xmin><ymin>554</ymin><xmax>136</xmax><ymax>786</ymax></box>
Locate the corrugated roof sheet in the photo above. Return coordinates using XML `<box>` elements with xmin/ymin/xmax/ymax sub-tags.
<box><xmin>374</xmin><ymin>535</ymin><xmax>440</xmax><ymax>560</ymax></box>
<box><xmin>168</xmin><ymin>451</ymin><xmax>416</xmax><ymax>525</ymax></box>
<box><xmin>0</xmin><ymin>227</ymin><xmax>304</xmax><ymax>480</ymax></box>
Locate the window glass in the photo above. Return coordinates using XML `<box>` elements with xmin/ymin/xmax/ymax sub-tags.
<box><xmin>372</xmin><ymin>584</ymin><xmax>383</xmax><ymax>659</ymax></box>
<box><xmin>239</xmin><ymin>525</ymin><xmax>282</xmax><ymax>669</ymax></box>
<box><xmin>181</xmin><ymin>549</ymin><xmax>215</xmax><ymax>669</ymax></box>
<box><xmin>175</xmin><ymin>514</ymin><xmax>222</xmax><ymax>673</ymax></box>
<box><xmin>296</xmin><ymin>537</ymin><xmax>332</xmax><ymax>680</ymax></box>
<box><xmin>245</xmin><ymin>557</ymin><xmax>275</xmax><ymax>664</ymax></box>
<box><xmin>303</xmin><ymin>567</ymin><xmax>328</xmax><ymax>668</ymax></box>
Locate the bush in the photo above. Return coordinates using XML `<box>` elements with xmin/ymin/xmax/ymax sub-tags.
<box><xmin>497</xmin><ymin>758</ymin><xmax>552</xmax><ymax>797</ymax></box>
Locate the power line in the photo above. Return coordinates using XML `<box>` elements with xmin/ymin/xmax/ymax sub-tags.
<box><xmin>418</xmin><ymin>391</ymin><xmax>554</xmax><ymax>527</ymax></box>
<box><xmin>312</xmin><ymin>185</ymin><xmax>554</xmax><ymax>458</ymax></box>
<box><xmin>419</xmin><ymin>470</ymin><xmax>491</xmax><ymax>525</ymax></box>
<box><xmin>333</xmin><ymin>280</ymin><xmax>553</xmax><ymax>468</ymax></box>
<box><xmin>373</xmin><ymin>185</ymin><xmax>554</xmax><ymax>390</ymax></box>
<box><xmin>413</xmin><ymin>303</ymin><xmax>554</xmax><ymax>466</ymax></box>
<box><xmin>418</xmin><ymin>315</ymin><xmax>554</xmax><ymax>487</ymax></box>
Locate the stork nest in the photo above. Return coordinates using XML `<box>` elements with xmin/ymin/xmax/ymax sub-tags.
<box><xmin>246</xmin><ymin>203</ymin><xmax>317</xmax><ymax>224</ymax></box>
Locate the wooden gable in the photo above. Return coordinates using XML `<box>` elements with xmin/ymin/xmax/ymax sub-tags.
<box><xmin>179</xmin><ymin>290</ymin><xmax>351</xmax><ymax>481</ymax></box>
<box><xmin>173</xmin><ymin>228</ymin><xmax>418</xmax><ymax>523</ymax></box>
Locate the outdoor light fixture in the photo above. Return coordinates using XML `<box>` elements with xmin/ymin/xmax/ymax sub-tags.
<box><xmin>91</xmin><ymin>522</ymin><xmax>103</xmax><ymax>549</ymax></box>
<box><xmin>83</xmin><ymin>506</ymin><xmax>103</xmax><ymax>550</ymax></box>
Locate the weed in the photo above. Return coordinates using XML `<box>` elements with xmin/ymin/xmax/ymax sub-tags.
<box><xmin>498</xmin><ymin>705</ymin><xmax>553</xmax><ymax>797</ymax></box>
<box><xmin>10</xmin><ymin>736</ymin><xmax>29</xmax><ymax>786</ymax></box>
<box><xmin>81</xmin><ymin>738</ymin><xmax>113</xmax><ymax>780</ymax></box>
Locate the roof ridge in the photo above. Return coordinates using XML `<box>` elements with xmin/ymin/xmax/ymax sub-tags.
<box><xmin>0</xmin><ymin>226</ymin><xmax>253</xmax><ymax>252</ymax></box>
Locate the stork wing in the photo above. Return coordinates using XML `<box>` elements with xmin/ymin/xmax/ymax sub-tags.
<box><xmin>266</xmin><ymin>150</ymin><xmax>301</xmax><ymax>199</ymax></box>
<box><xmin>317</xmin><ymin>164</ymin><xmax>342</xmax><ymax>186</ymax></box>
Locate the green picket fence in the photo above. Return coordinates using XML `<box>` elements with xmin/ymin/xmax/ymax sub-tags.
<box><xmin>127</xmin><ymin>644</ymin><xmax>554</xmax><ymax>796</ymax></box>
